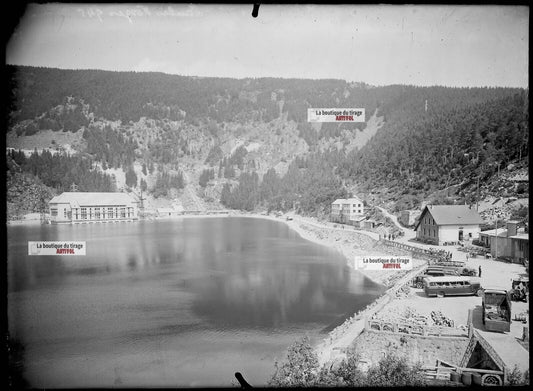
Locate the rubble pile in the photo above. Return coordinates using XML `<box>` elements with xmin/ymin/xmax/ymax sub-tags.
<box><xmin>394</xmin><ymin>283</ymin><xmax>412</xmax><ymax>299</ymax></box>
<box><xmin>372</xmin><ymin>305</ymin><xmax>428</xmax><ymax>325</ymax></box>
<box><xmin>430</xmin><ymin>310</ymin><xmax>454</xmax><ymax>327</ymax></box>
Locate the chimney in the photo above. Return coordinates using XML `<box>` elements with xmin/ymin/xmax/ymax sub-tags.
<box><xmin>507</xmin><ymin>221</ymin><xmax>518</xmax><ymax>237</ymax></box>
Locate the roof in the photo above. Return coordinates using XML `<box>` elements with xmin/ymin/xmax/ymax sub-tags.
<box><xmin>480</xmin><ymin>228</ymin><xmax>528</xmax><ymax>240</ymax></box>
<box><xmin>483</xmin><ymin>287</ymin><xmax>508</xmax><ymax>294</ymax></box>
<box><xmin>343</xmin><ymin>197</ymin><xmax>363</xmax><ymax>204</ymax></box>
<box><xmin>424</xmin><ymin>276</ymin><xmax>472</xmax><ymax>282</ymax></box>
<box><xmin>480</xmin><ymin>229</ymin><xmax>509</xmax><ymax>237</ymax></box>
<box><xmin>49</xmin><ymin>192</ymin><xmax>138</xmax><ymax>207</ymax></box>
<box><xmin>332</xmin><ymin>197</ymin><xmax>363</xmax><ymax>205</ymax></box>
<box><xmin>508</xmin><ymin>234</ymin><xmax>529</xmax><ymax>241</ymax></box>
<box><xmin>414</xmin><ymin>205</ymin><xmax>484</xmax><ymax>230</ymax></box>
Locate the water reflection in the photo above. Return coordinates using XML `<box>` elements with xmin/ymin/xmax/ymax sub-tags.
<box><xmin>8</xmin><ymin>217</ymin><xmax>385</xmax><ymax>387</ymax></box>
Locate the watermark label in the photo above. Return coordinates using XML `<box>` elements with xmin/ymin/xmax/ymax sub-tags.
<box><xmin>308</xmin><ymin>108</ymin><xmax>365</xmax><ymax>123</ymax></box>
<box><xmin>28</xmin><ymin>241</ymin><xmax>86</xmax><ymax>256</ymax></box>
<box><xmin>355</xmin><ymin>256</ymin><xmax>412</xmax><ymax>270</ymax></box>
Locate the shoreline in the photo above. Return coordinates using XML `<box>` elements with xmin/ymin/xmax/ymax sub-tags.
<box><xmin>8</xmin><ymin>210</ymin><xmax>426</xmax><ymax>369</ymax></box>
<box><xmin>6</xmin><ymin>211</ymin><xmax>407</xmax><ymax>286</ymax></box>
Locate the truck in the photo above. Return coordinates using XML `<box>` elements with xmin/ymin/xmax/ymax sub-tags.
<box><xmin>482</xmin><ymin>288</ymin><xmax>511</xmax><ymax>332</ymax></box>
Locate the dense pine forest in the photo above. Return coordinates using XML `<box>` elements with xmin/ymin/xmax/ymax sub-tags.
<box><xmin>5</xmin><ymin>65</ymin><xmax>528</xmax><ymax>216</ymax></box>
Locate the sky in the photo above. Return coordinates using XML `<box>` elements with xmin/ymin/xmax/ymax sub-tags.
<box><xmin>6</xmin><ymin>4</ymin><xmax>529</xmax><ymax>88</ymax></box>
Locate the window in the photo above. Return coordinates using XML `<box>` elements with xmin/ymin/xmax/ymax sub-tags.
<box><xmin>120</xmin><ymin>208</ymin><xmax>126</xmax><ymax>218</ymax></box>
<box><xmin>95</xmin><ymin>208</ymin><xmax>101</xmax><ymax>219</ymax></box>
<box><xmin>73</xmin><ymin>208</ymin><xmax>79</xmax><ymax>220</ymax></box>
<box><xmin>115</xmin><ymin>208</ymin><xmax>118</xmax><ymax>218</ymax></box>
<box><xmin>108</xmin><ymin>207</ymin><xmax>113</xmax><ymax>218</ymax></box>
<box><xmin>51</xmin><ymin>208</ymin><xmax>58</xmax><ymax>217</ymax></box>
<box><xmin>81</xmin><ymin>208</ymin><xmax>87</xmax><ymax>219</ymax></box>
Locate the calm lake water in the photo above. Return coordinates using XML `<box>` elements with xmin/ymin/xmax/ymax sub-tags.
<box><xmin>8</xmin><ymin>217</ymin><xmax>385</xmax><ymax>387</ymax></box>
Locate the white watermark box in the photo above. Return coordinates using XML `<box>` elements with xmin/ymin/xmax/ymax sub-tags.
<box><xmin>308</xmin><ymin>108</ymin><xmax>365</xmax><ymax>122</ymax></box>
<box><xmin>28</xmin><ymin>241</ymin><xmax>86</xmax><ymax>255</ymax></box>
<box><xmin>355</xmin><ymin>256</ymin><xmax>412</xmax><ymax>271</ymax></box>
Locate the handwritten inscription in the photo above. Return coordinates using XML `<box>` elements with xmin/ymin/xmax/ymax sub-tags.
<box><xmin>77</xmin><ymin>6</ymin><xmax>193</xmax><ymax>23</ymax></box>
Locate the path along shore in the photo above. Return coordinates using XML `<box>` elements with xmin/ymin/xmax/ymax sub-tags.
<box><xmin>11</xmin><ymin>210</ymin><xmax>527</xmax><ymax>369</ymax></box>
<box><xmin>6</xmin><ymin>210</ymin><xmax>431</xmax><ymax>364</ymax></box>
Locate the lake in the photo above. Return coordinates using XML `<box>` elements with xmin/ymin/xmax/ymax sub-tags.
<box><xmin>7</xmin><ymin>217</ymin><xmax>385</xmax><ymax>387</ymax></box>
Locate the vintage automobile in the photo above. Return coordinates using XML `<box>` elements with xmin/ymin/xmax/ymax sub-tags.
<box><xmin>423</xmin><ymin>276</ymin><xmax>482</xmax><ymax>298</ymax></box>
<box><xmin>482</xmin><ymin>288</ymin><xmax>512</xmax><ymax>332</ymax></box>
<box><xmin>510</xmin><ymin>277</ymin><xmax>529</xmax><ymax>302</ymax></box>
<box><xmin>412</xmin><ymin>267</ymin><xmax>460</xmax><ymax>288</ymax></box>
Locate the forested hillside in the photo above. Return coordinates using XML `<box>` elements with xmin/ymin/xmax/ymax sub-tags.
<box><xmin>338</xmin><ymin>88</ymin><xmax>529</xmax><ymax>209</ymax></box>
<box><xmin>5</xmin><ymin>65</ymin><xmax>528</xmax><ymax>218</ymax></box>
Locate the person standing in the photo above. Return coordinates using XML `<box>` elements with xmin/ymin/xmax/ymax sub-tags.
<box><xmin>478</xmin><ymin>265</ymin><xmax>482</xmax><ymax>277</ymax></box>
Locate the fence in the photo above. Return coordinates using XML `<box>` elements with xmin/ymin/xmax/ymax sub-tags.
<box><xmin>422</xmin><ymin>359</ymin><xmax>505</xmax><ymax>385</ymax></box>
<box><xmin>364</xmin><ymin>318</ymin><xmax>469</xmax><ymax>338</ymax></box>
<box><xmin>380</xmin><ymin>240</ymin><xmax>446</xmax><ymax>262</ymax></box>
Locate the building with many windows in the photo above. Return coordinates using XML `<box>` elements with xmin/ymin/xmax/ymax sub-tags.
<box><xmin>414</xmin><ymin>205</ymin><xmax>484</xmax><ymax>245</ymax></box>
<box><xmin>48</xmin><ymin>192</ymin><xmax>139</xmax><ymax>224</ymax></box>
<box><xmin>330</xmin><ymin>197</ymin><xmax>365</xmax><ymax>226</ymax></box>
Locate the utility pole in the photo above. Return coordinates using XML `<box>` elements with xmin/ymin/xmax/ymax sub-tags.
<box><xmin>39</xmin><ymin>193</ymin><xmax>47</xmax><ymax>225</ymax></box>
<box><xmin>476</xmin><ymin>176</ymin><xmax>480</xmax><ymax>212</ymax></box>
<box><xmin>494</xmin><ymin>219</ymin><xmax>498</xmax><ymax>260</ymax></box>
<box><xmin>494</xmin><ymin>197</ymin><xmax>502</xmax><ymax>259</ymax></box>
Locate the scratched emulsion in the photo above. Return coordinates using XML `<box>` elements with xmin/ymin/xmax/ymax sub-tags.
<box><xmin>7</xmin><ymin>217</ymin><xmax>384</xmax><ymax>387</ymax></box>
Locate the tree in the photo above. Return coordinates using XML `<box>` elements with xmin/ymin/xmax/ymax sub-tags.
<box><xmin>199</xmin><ymin>168</ymin><xmax>213</xmax><ymax>187</ymax></box>
<box><xmin>365</xmin><ymin>352</ymin><xmax>426</xmax><ymax>387</ymax></box>
<box><xmin>269</xmin><ymin>336</ymin><xmax>320</xmax><ymax>387</ymax></box>
<box><xmin>220</xmin><ymin>183</ymin><xmax>232</xmax><ymax>207</ymax></box>
<box><xmin>260</xmin><ymin>168</ymin><xmax>280</xmax><ymax>202</ymax></box>
<box><xmin>316</xmin><ymin>349</ymin><xmax>365</xmax><ymax>387</ymax></box>
<box><xmin>125</xmin><ymin>166</ymin><xmax>137</xmax><ymax>188</ymax></box>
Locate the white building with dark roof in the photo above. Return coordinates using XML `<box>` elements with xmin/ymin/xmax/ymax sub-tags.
<box><xmin>414</xmin><ymin>205</ymin><xmax>484</xmax><ymax>245</ymax></box>
<box><xmin>48</xmin><ymin>192</ymin><xmax>139</xmax><ymax>224</ymax></box>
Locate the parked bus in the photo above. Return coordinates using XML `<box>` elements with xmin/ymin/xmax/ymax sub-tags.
<box><xmin>423</xmin><ymin>276</ymin><xmax>482</xmax><ymax>298</ymax></box>
<box><xmin>412</xmin><ymin>267</ymin><xmax>460</xmax><ymax>288</ymax></box>
<box><xmin>482</xmin><ymin>288</ymin><xmax>511</xmax><ymax>332</ymax></box>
